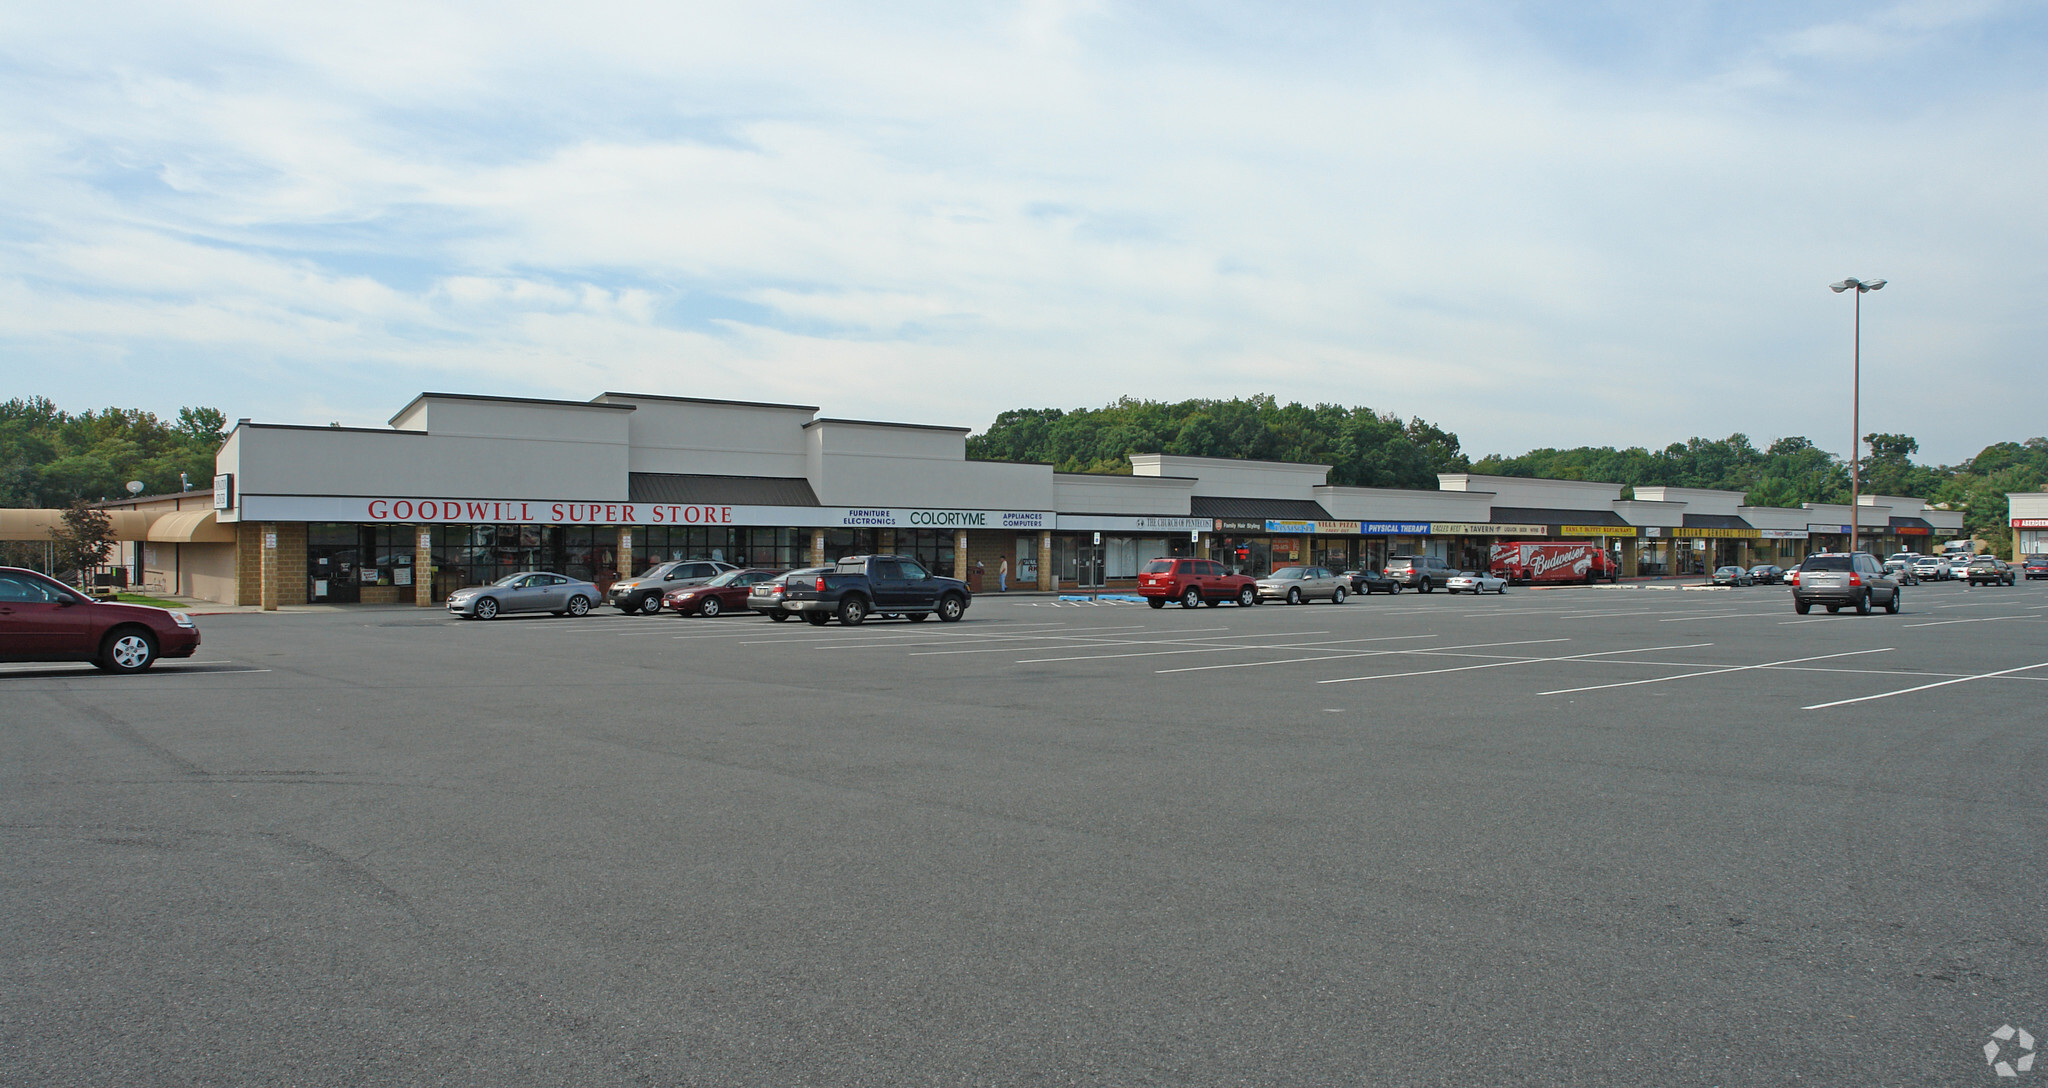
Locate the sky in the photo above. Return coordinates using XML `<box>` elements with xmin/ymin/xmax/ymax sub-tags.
<box><xmin>1</xmin><ymin>1</ymin><xmax>2042</xmax><ymax>465</ymax></box>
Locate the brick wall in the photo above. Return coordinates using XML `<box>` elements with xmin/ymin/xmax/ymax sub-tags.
<box><xmin>233</xmin><ymin>521</ymin><xmax>309</xmax><ymax>606</ymax></box>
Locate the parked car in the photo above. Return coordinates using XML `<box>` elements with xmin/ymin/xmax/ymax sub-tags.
<box><xmin>610</xmin><ymin>559</ymin><xmax>738</xmax><ymax>614</ymax></box>
<box><xmin>749</xmin><ymin>567</ymin><xmax>830</xmax><ymax>621</ymax></box>
<box><xmin>1710</xmin><ymin>565</ymin><xmax>1754</xmax><ymax>587</ymax></box>
<box><xmin>776</xmin><ymin>555</ymin><xmax>971</xmax><ymax>626</ymax></box>
<box><xmin>1137</xmin><ymin>557</ymin><xmax>1259</xmax><ymax>609</ymax></box>
<box><xmin>664</xmin><ymin>568</ymin><xmax>784</xmax><ymax>617</ymax></box>
<box><xmin>1445</xmin><ymin>570</ymin><xmax>1507</xmax><ymax>594</ymax></box>
<box><xmin>2025</xmin><ymin>554</ymin><xmax>2048</xmax><ymax>580</ymax></box>
<box><xmin>1383</xmin><ymin>554</ymin><xmax>1455</xmax><ymax>592</ymax></box>
<box><xmin>1965</xmin><ymin>557</ymin><xmax>2015</xmax><ymax>586</ymax></box>
<box><xmin>1910</xmin><ymin>556</ymin><xmax>1951</xmax><ymax>581</ymax></box>
<box><xmin>1791</xmin><ymin>552</ymin><xmax>1899</xmax><ymax>615</ymax></box>
<box><xmin>1255</xmin><ymin>566</ymin><xmax>1347</xmax><ymax>604</ymax></box>
<box><xmin>1341</xmin><ymin>569</ymin><xmax>1401</xmax><ymax>594</ymax></box>
<box><xmin>0</xmin><ymin>566</ymin><xmax>201</xmax><ymax>673</ymax></box>
<box><xmin>448</xmin><ymin>572</ymin><xmax>599</xmax><ymax>619</ymax></box>
<box><xmin>1747</xmin><ymin>564</ymin><xmax>1783</xmax><ymax>585</ymax></box>
<box><xmin>1882</xmin><ymin>559</ymin><xmax>1920</xmax><ymax>586</ymax></box>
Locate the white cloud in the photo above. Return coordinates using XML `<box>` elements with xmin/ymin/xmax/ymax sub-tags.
<box><xmin>0</xmin><ymin>2</ymin><xmax>2042</xmax><ymax>464</ymax></box>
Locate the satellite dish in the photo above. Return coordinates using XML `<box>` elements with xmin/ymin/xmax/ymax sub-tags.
<box><xmin>125</xmin><ymin>480</ymin><xmax>145</xmax><ymax>495</ymax></box>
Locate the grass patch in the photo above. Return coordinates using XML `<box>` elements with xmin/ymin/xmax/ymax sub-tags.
<box><xmin>115</xmin><ymin>592</ymin><xmax>187</xmax><ymax>608</ymax></box>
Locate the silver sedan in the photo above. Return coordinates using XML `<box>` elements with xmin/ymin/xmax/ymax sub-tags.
<box><xmin>1254</xmin><ymin>565</ymin><xmax>1347</xmax><ymax>604</ymax></box>
<box><xmin>447</xmin><ymin>572</ymin><xmax>600</xmax><ymax>619</ymax></box>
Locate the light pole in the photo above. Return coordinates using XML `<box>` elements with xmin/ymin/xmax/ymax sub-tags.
<box><xmin>1829</xmin><ymin>277</ymin><xmax>1885</xmax><ymax>552</ymax></box>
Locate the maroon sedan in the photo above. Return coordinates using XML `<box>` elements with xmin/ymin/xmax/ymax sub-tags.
<box><xmin>0</xmin><ymin>566</ymin><xmax>201</xmax><ymax>673</ymax></box>
<box><xmin>663</xmin><ymin>568</ymin><xmax>785</xmax><ymax>617</ymax></box>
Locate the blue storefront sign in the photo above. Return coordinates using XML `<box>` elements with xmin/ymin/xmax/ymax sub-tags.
<box><xmin>1360</xmin><ymin>522</ymin><xmax>1432</xmax><ymax>535</ymax></box>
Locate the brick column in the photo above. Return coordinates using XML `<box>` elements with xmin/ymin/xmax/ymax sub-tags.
<box><xmin>618</xmin><ymin>527</ymin><xmax>634</xmax><ymax>581</ymax></box>
<box><xmin>414</xmin><ymin>525</ymin><xmax>434</xmax><ymax>606</ymax></box>
<box><xmin>260</xmin><ymin>522</ymin><xmax>278</xmax><ymax>611</ymax></box>
<box><xmin>954</xmin><ymin>530</ymin><xmax>969</xmax><ymax>580</ymax></box>
<box><xmin>1621</xmin><ymin>538</ymin><xmax>1639</xmax><ymax>578</ymax></box>
<box><xmin>1038</xmin><ymin>531</ymin><xmax>1054</xmax><ymax>590</ymax></box>
<box><xmin>811</xmin><ymin>529</ymin><xmax>826</xmax><ymax>568</ymax></box>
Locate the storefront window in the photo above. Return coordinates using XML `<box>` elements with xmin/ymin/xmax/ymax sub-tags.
<box><xmin>1214</xmin><ymin>536</ymin><xmax>1271</xmax><ymax>578</ymax></box>
<box><xmin>1311</xmin><ymin>538</ymin><xmax>1354</xmax><ymax>572</ymax></box>
<box><xmin>899</xmin><ymin>529</ymin><xmax>954</xmax><ymax>575</ymax></box>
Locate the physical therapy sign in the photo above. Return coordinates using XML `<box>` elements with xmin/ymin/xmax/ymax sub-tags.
<box><xmin>232</xmin><ymin>495</ymin><xmax>1050</xmax><ymax>530</ymax></box>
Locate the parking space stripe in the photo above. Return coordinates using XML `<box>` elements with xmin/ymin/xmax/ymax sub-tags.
<box><xmin>1153</xmin><ymin>634</ymin><xmax>1443</xmax><ymax>673</ymax></box>
<box><xmin>1316</xmin><ymin>642</ymin><xmax>1706</xmax><ymax>684</ymax></box>
<box><xmin>1803</xmin><ymin>660</ymin><xmax>2048</xmax><ymax>710</ymax></box>
<box><xmin>1899</xmin><ymin>614</ymin><xmax>2043</xmax><ymax>629</ymax></box>
<box><xmin>1535</xmin><ymin>648</ymin><xmax>1891</xmax><ymax>697</ymax></box>
<box><xmin>1012</xmin><ymin>630</ymin><xmax>1340</xmax><ymax>663</ymax></box>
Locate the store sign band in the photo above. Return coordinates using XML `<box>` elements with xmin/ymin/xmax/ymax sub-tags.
<box><xmin>239</xmin><ymin>495</ymin><xmax>1053</xmax><ymax>530</ymax></box>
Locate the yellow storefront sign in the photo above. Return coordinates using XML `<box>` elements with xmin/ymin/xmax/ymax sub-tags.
<box><xmin>1561</xmin><ymin>525</ymin><xmax>1637</xmax><ymax>537</ymax></box>
<box><xmin>1671</xmin><ymin>527</ymin><xmax>1760</xmax><ymax>539</ymax></box>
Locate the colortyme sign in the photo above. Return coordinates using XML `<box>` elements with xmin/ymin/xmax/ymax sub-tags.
<box><xmin>233</xmin><ymin>495</ymin><xmax>1051</xmax><ymax>530</ymax></box>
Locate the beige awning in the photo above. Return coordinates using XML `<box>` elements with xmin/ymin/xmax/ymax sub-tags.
<box><xmin>0</xmin><ymin>509</ymin><xmax>61</xmax><ymax>541</ymax></box>
<box><xmin>146</xmin><ymin>509</ymin><xmax>237</xmax><ymax>543</ymax></box>
<box><xmin>0</xmin><ymin>508</ymin><xmax>156</xmax><ymax>541</ymax></box>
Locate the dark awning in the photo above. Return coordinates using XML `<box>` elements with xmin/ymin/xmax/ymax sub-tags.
<box><xmin>1889</xmin><ymin>516</ymin><xmax>1934</xmax><ymax>530</ymax></box>
<box><xmin>1487</xmin><ymin>506</ymin><xmax>1630</xmax><ymax>527</ymax></box>
<box><xmin>1681</xmin><ymin>513</ymin><xmax>1754</xmax><ymax>530</ymax></box>
<box><xmin>1190</xmin><ymin>496</ymin><xmax>1334</xmax><ymax>521</ymax></box>
<box><xmin>629</xmin><ymin>473</ymin><xmax>819</xmax><ymax>506</ymax></box>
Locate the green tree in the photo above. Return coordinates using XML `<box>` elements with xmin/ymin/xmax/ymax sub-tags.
<box><xmin>50</xmin><ymin>499</ymin><xmax>114</xmax><ymax>581</ymax></box>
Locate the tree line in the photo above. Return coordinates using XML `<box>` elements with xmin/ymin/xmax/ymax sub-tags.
<box><xmin>0</xmin><ymin>396</ymin><xmax>227</xmax><ymax>508</ymax></box>
<box><xmin>968</xmin><ymin>397</ymin><xmax>2045</xmax><ymax>549</ymax></box>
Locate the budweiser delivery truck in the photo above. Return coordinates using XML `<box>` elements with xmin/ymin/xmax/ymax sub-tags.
<box><xmin>1490</xmin><ymin>541</ymin><xmax>1621</xmax><ymax>585</ymax></box>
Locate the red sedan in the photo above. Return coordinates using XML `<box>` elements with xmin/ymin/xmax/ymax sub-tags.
<box><xmin>0</xmin><ymin>566</ymin><xmax>201</xmax><ymax>672</ymax></box>
<box><xmin>664</xmin><ymin>568</ymin><xmax>785</xmax><ymax>617</ymax></box>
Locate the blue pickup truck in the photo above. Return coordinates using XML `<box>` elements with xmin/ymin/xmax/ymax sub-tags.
<box><xmin>776</xmin><ymin>554</ymin><xmax>972</xmax><ymax>626</ymax></box>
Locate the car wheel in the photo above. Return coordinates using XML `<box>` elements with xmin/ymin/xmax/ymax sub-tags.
<box><xmin>637</xmin><ymin>594</ymin><xmax>662</xmax><ymax>615</ymax></box>
<box><xmin>475</xmin><ymin>596</ymin><xmax>499</xmax><ymax>620</ymax></box>
<box><xmin>907</xmin><ymin>612</ymin><xmax>930</xmax><ymax>623</ymax></box>
<box><xmin>1183</xmin><ymin>588</ymin><xmax>1202</xmax><ymax>609</ymax></box>
<box><xmin>1332</xmin><ymin>586</ymin><xmax>1345</xmax><ymax>604</ymax></box>
<box><xmin>937</xmin><ymin>594</ymin><xmax>966</xmax><ymax>622</ymax></box>
<box><xmin>802</xmin><ymin>612</ymin><xmax>830</xmax><ymax>626</ymax></box>
<box><xmin>1885</xmin><ymin>589</ymin><xmax>1901</xmax><ymax>614</ymax></box>
<box><xmin>1148</xmin><ymin>598</ymin><xmax>1166</xmax><ymax>609</ymax></box>
<box><xmin>1420</xmin><ymin>580</ymin><xmax>1433</xmax><ymax>594</ymax></box>
<box><xmin>768</xmin><ymin>611</ymin><xmax>790</xmax><ymax>622</ymax></box>
<box><xmin>1794</xmin><ymin>600</ymin><xmax>1810</xmax><ymax>614</ymax></box>
<box><xmin>1389</xmin><ymin>584</ymin><xmax>1400</xmax><ymax>594</ymax></box>
<box><xmin>1855</xmin><ymin>591</ymin><xmax>1871</xmax><ymax>615</ymax></box>
<box><xmin>566</xmin><ymin>595</ymin><xmax>591</xmax><ymax>617</ymax></box>
<box><xmin>98</xmin><ymin>628</ymin><xmax>158</xmax><ymax>673</ymax></box>
<box><xmin>700</xmin><ymin>597</ymin><xmax>720</xmax><ymax>617</ymax></box>
<box><xmin>1286</xmin><ymin>587</ymin><xmax>1302</xmax><ymax>605</ymax></box>
<box><xmin>838</xmin><ymin>596</ymin><xmax>868</xmax><ymax>626</ymax></box>
<box><xmin>1237</xmin><ymin>586</ymin><xmax>1257</xmax><ymax>607</ymax></box>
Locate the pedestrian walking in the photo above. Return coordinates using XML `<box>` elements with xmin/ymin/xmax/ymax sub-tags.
<box><xmin>998</xmin><ymin>557</ymin><xmax>1008</xmax><ymax>592</ymax></box>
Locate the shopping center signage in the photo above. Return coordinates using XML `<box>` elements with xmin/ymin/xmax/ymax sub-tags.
<box><xmin>1429</xmin><ymin>522</ymin><xmax>1550</xmax><ymax>536</ymax></box>
<box><xmin>2013</xmin><ymin>518</ymin><xmax>2048</xmax><ymax>528</ymax></box>
<box><xmin>1670</xmin><ymin>527</ymin><xmax>1760</xmax><ymax>539</ymax></box>
<box><xmin>1264</xmin><ymin>519</ymin><xmax>1362</xmax><ymax>534</ymax></box>
<box><xmin>1756</xmin><ymin>529</ymin><xmax>1809</xmax><ymax>539</ymax></box>
<box><xmin>1560</xmin><ymin>524</ymin><xmax>1634</xmax><ymax>537</ymax></box>
<box><xmin>1057</xmin><ymin>515</ymin><xmax>1214</xmax><ymax>532</ymax></box>
<box><xmin>235</xmin><ymin>495</ymin><xmax>1052</xmax><ymax>530</ymax></box>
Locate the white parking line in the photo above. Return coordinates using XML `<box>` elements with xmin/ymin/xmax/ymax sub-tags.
<box><xmin>1657</xmin><ymin>611</ymin><xmax>1796</xmax><ymax>622</ymax></box>
<box><xmin>1316</xmin><ymin>642</ymin><xmax>1711</xmax><ymax>685</ymax></box>
<box><xmin>1803</xmin><ymin>660</ymin><xmax>2048</xmax><ymax>710</ymax></box>
<box><xmin>1536</xmin><ymin>648</ymin><xmax>1892</xmax><ymax>697</ymax></box>
<box><xmin>1011</xmin><ymin>630</ymin><xmax>1341</xmax><ymax>664</ymax></box>
<box><xmin>1153</xmin><ymin>634</ymin><xmax>1442</xmax><ymax>673</ymax></box>
<box><xmin>1899</xmin><ymin>613</ymin><xmax>2043</xmax><ymax>629</ymax></box>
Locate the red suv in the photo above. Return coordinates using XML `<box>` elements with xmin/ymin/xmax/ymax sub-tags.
<box><xmin>1137</xmin><ymin>558</ymin><xmax>1259</xmax><ymax>609</ymax></box>
<box><xmin>0</xmin><ymin>566</ymin><xmax>201</xmax><ymax>672</ymax></box>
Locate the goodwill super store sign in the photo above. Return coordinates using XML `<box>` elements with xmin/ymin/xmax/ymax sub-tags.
<box><xmin>233</xmin><ymin>495</ymin><xmax>1050</xmax><ymax>530</ymax></box>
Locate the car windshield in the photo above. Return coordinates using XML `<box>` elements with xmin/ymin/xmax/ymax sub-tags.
<box><xmin>1716</xmin><ymin>567</ymin><xmax>1739</xmax><ymax>574</ymax></box>
<box><xmin>1270</xmin><ymin>567</ymin><xmax>1308</xmax><ymax>579</ymax></box>
<box><xmin>634</xmin><ymin>562</ymin><xmax>676</xmax><ymax>578</ymax></box>
<box><xmin>1385</xmin><ymin>558</ymin><xmax>1415</xmax><ymax>569</ymax></box>
<box><xmin>1141</xmin><ymin>560</ymin><xmax>1174</xmax><ymax>574</ymax></box>
<box><xmin>705</xmin><ymin>570</ymin><xmax>746</xmax><ymax>587</ymax></box>
<box><xmin>1802</xmin><ymin>556</ymin><xmax>1852</xmax><ymax>572</ymax></box>
<box><xmin>490</xmin><ymin>573</ymin><xmax>529</xmax><ymax>587</ymax></box>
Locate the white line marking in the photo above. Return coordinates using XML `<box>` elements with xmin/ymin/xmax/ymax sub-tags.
<box><xmin>1012</xmin><ymin>630</ymin><xmax>1340</xmax><ymax>663</ymax></box>
<box><xmin>1657</xmin><ymin>611</ymin><xmax>1795</xmax><ymax>622</ymax></box>
<box><xmin>1802</xmin><ymin>660</ymin><xmax>2048</xmax><ymax>709</ymax></box>
<box><xmin>1316</xmin><ymin>643</ymin><xmax>1711</xmax><ymax>685</ymax></box>
<box><xmin>1536</xmin><ymin>648</ymin><xmax>1892</xmax><ymax>696</ymax></box>
<box><xmin>1899</xmin><ymin>614</ymin><xmax>2043</xmax><ymax>629</ymax></box>
<box><xmin>1153</xmin><ymin>635</ymin><xmax>1442</xmax><ymax>673</ymax></box>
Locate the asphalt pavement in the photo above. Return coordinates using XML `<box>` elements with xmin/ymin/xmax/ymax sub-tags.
<box><xmin>3</xmin><ymin>578</ymin><xmax>2044</xmax><ymax>1085</ymax></box>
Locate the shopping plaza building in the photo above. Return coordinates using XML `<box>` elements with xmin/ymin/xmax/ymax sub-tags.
<box><xmin>1</xmin><ymin>390</ymin><xmax>1997</xmax><ymax>608</ymax></box>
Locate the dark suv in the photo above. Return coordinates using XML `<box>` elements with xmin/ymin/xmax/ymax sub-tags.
<box><xmin>1137</xmin><ymin>558</ymin><xmax>1258</xmax><ymax>608</ymax></box>
<box><xmin>2025</xmin><ymin>555</ymin><xmax>2048</xmax><ymax>580</ymax></box>
<box><xmin>1791</xmin><ymin>552</ymin><xmax>1899</xmax><ymax>615</ymax></box>
<box><xmin>1383</xmin><ymin>554</ymin><xmax>1454</xmax><ymax>593</ymax></box>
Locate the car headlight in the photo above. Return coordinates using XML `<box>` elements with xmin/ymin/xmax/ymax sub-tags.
<box><xmin>170</xmin><ymin>611</ymin><xmax>195</xmax><ymax>628</ymax></box>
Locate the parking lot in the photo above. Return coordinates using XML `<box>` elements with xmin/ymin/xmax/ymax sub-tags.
<box><xmin>4</xmin><ymin>578</ymin><xmax>2045</xmax><ymax>1085</ymax></box>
